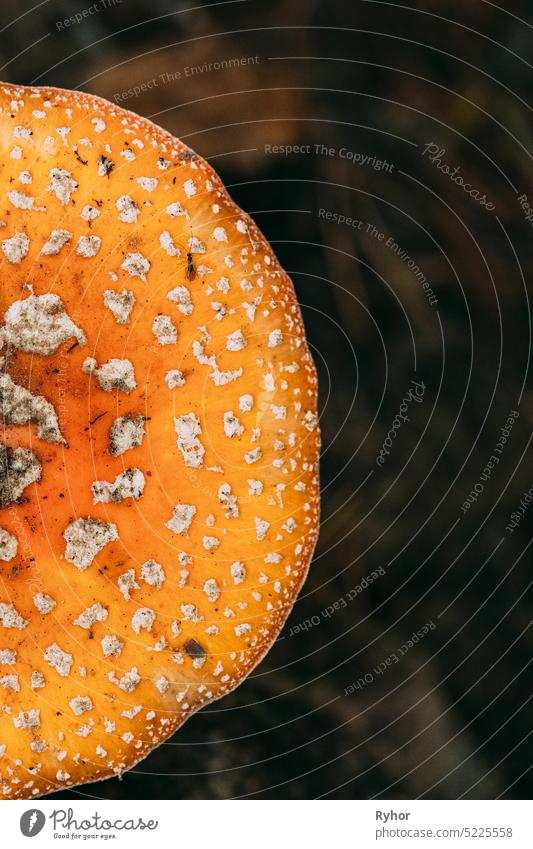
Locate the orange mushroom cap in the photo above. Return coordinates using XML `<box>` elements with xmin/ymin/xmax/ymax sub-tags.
<box><xmin>0</xmin><ymin>81</ymin><xmax>320</xmax><ymax>798</ymax></box>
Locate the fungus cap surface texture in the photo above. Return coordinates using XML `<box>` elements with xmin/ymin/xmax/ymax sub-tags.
<box><xmin>0</xmin><ymin>82</ymin><xmax>319</xmax><ymax>798</ymax></box>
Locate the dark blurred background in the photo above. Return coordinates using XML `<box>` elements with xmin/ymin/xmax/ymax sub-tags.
<box><xmin>2</xmin><ymin>0</ymin><xmax>532</xmax><ymax>799</ymax></box>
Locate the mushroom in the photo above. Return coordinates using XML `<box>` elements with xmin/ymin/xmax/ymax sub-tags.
<box><xmin>0</xmin><ymin>82</ymin><xmax>320</xmax><ymax>798</ymax></box>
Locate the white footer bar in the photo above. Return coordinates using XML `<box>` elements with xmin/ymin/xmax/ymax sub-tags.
<box><xmin>1</xmin><ymin>799</ymin><xmax>530</xmax><ymax>848</ymax></box>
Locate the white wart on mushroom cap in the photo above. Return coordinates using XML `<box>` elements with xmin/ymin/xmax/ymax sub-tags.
<box><xmin>0</xmin><ymin>82</ymin><xmax>320</xmax><ymax>799</ymax></box>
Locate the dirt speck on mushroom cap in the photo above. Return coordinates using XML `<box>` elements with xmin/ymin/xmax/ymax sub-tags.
<box><xmin>0</xmin><ymin>82</ymin><xmax>320</xmax><ymax>799</ymax></box>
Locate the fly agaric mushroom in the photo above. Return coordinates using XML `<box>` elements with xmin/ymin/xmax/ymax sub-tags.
<box><xmin>0</xmin><ymin>82</ymin><xmax>319</xmax><ymax>798</ymax></box>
